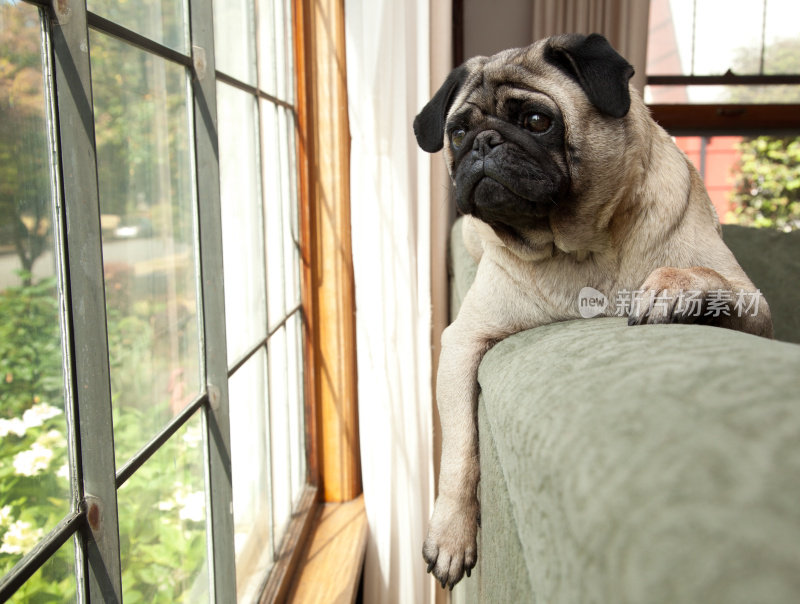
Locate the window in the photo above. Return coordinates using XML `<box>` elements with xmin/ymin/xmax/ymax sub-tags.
<box><xmin>646</xmin><ymin>0</ymin><xmax>800</xmax><ymax>105</ymax></box>
<box><xmin>646</xmin><ymin>0</ymin><xmax>800</xmax><ymax>231</ymax></box>
<box><xmin>0</xmin><ymin>0</ymin><xmax>308</xmax><ymax>601</ymax></box>
<box><xmin>212</xmin><ymin>0</ymin><xmax>307</xmax><ymax>598</ymax></box>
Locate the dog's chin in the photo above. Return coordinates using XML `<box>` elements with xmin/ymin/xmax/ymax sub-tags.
<box><xmin>469</xmin><ymin>178</ymin><xmax>552</xmax><ymax>224</ymax></box>
<box><xmin>461</xmin><ymin>180</ymin><xmax>555</xmax><ymax>260</ymax></box>
<box><xmin>467</xmin><ymin>178</ymin><xmax>551</xmax><ymax>246</ymax></box>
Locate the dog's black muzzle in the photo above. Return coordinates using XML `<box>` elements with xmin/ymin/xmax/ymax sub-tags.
<box><xmin>453</xmin><ymin>124</ymin><xmax>568</xmax><ymax>233</ymax></box>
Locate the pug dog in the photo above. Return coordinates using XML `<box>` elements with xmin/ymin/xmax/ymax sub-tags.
<box><xmin>414</xmin><ymin>33</ymin><xmax>773</xmax><ymax>589</ymax></box>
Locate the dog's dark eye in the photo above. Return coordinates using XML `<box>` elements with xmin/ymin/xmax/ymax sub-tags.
<box><xmin>451</xmin><ymin>128</ymin><xmax>467</xmax><ymax>149</ymax></box>
<box><xmin>523</xmin><ymin>113</ymin><xmax>551</xmax><ymax>133</ymax></box>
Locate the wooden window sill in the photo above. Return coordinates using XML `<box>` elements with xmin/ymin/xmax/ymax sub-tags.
<box><xmin>285</xmin><ymin>494</ymin><xmax>368</xmax><ymax>603</ymax></box>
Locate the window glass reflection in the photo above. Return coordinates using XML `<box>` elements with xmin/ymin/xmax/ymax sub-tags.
<box><xmin>4</xmin><ymin>537</ymin><xmax>77</xmax><ymax>602</ymax></box>
<box><xmin>88</xmin><ymin>0</ymin><xmax>188</xmax><ymax>54</ymax></box>
<box><xmin>218</xmin><ymin>83</ymin><xmax>267</xmax><ymax>365</ymax></box>
<box><xmin>212</xmin><ymin>0</ymin><xmax>257</xmax><ymax>85</ymax></box>
<box><xmin>268</xmin><ymin>326</ymin><xmax>290</xmax><ymax>546</ymax></box>
<box><xmin>258</xmin><ymin>0</ymin><xmax>294</xmax><ymax>102</ymax></box>
<box><xmin>90</xmin><ymin>32</ymin><xmax>202</xmax><ymax>467</ymax></box>
<box><xmin>117</xmin><ymin>414</ymin><xmax>209</xmax><ymax>602</ymax></box>
<box><xmin>229</xmin><ymin>348</ymin><xmax>274</xmax><ymax>602</ymax></box>
<box><xmin>647</xmin><ymin>0</ymin><xmax>800</xmax><ymax>77</ymax></box>
<box><xmin>0</xmin><ymin>1</ymin><xmax>71</xmax><ymax>575</ymax></box>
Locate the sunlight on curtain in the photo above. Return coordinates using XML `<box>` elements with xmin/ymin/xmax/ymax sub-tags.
<box><xmin>345</xmin><ymin>0</ymin><xmax>435</xmax><ymax>602</ymax></box>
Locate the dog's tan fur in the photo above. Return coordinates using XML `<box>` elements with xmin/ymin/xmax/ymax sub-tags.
<box><xmin>417</xmin><ymin>35</ymin><xmax>772</xmax><ymax>588</ymax></box>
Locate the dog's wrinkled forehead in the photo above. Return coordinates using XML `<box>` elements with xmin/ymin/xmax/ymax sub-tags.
<box><xmin>450</xmin><ymin>46</ymin><xmax>553</xmax><ymax>117</ymax></box>
<box><xmin>413</xmin><ymin>34</ymin><xmax>634</xmax><ymax>155</ymax></box>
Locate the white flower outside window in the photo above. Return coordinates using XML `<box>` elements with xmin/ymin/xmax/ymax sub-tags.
<box><xmin>0</xmin><ymin>520</ymin><xmax>44</xmax><ymax>555</ymax></box>
<box><xmin>12</xmin><ymin>443</ymin><xmax>54</xmax><ymax>477</ymax></box>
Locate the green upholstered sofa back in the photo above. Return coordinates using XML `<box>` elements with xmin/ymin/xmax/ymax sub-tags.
<box><xmin>449</xmin><ymin>219</ymin><xmax>800</xmax><ymax>604</ymax></box>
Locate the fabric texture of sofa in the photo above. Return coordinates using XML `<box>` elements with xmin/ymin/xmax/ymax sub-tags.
<box><xmin>448</xmin><ymin>218</ymin><xmax>800</xmax><ymax>604</ymax></box>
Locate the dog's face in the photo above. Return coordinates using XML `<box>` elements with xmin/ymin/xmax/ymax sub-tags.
<box><xmin>415</xmin><ymin>34</ymin><xmax>637</xmax><ymax>256</ymax></box>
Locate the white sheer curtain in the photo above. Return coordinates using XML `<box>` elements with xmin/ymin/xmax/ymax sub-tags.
<box><xmin>345</xmin><ymin>0</ymin><xmax>436</xmax><ymax>602</ymax></box>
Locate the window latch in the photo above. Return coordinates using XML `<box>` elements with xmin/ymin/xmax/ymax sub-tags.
<box><xmin>51</xmin><ymin>0</ymin><xmax>72</xmax><ymax>24</ymax></box>
<box><xmin>193</xmin><ymin>45</ymin><xmax>207</xmax><ymax>81</ymax></box>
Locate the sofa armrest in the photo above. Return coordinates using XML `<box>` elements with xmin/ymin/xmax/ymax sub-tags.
<box><xmin>475</xmin><ymin>318</ymin><xmax>800</xmax><ymax>602</ymax></box>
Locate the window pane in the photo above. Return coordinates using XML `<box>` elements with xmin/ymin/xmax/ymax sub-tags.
<box><xmin>262</xmin><ymin>101</ymin><xmax>286</xmax><ymax>330</ymax></box>
<box><xmin>229</xmin><ymin>348</ymin><xmax>274</xmax><ymax>602</ymax></box>
<box><xmin>647</xmin><ymin>0</ymin><xmax>694</xmax><ymax>76</ymax></box>
<box><xmin>117</xmin><ymin>413</ymin><xmax>209</xmax><ymax>602</ymax></box>
<box><xmin>692</xmin><ymin>0</ymin><xmax>765</xmax><ymax>76</ymax></box>
<box><xmin>212</xmin><ymin>0</ymin><xmax>257</xmax><ymax>85</ymax></box>
<box><xmin>218</xmin><ymin>83</ymin><xmax>267</xmax><ymax>365</ymax></box>
<box><xmin>257</xmin><ymin>0</ymin><xmax>278</xmax><ymax>94</ymax></box>
<box><xmin>90</xmin><ymin>32</ymin><xmax>202</xmax><ymax>467</ymax></box>
<box><xmin>0</xmin><ymin>1</ymin><xmax>71</xmax><ymax>572</ymax></box>
<box><xmin>730</xmin><ymin>135</ymin><xmax>800</xmax><ymax>231</ymax></box>
<box><xmin>268</xmin><ymin>326</ymin><xmax>291</xmax><ymax>547</ymax></box>
<box><xmin>280</xmin><ymin>108</ymin><xmax>301</xmax><ymax>312</ymax></box>
<box><xmin>645</xmin><ymin>84</ymin><xmax>800</xmax><ymax>104</ymax></box>
<box><xmin>764</xmin><ymin>2</ymin><xmax>800</xmax><ymax>75</ymax></box>
<box><xmin>4</xmin><ymin>537</ymin><xmax>77</xmax><ymax>603</ymax></box>
<box><xmin>648</xmin><ymin>0</ymin><xmax>800</xmax><ymax>77</ymax></box>
<box><xmin>674</xmin><ymin>136</ymin><xmax>739</xmax><ymax>222</ymax></box>
<box><xmin>258</xmin><ymin>0</ymin><xmax>295</xmax><ymax>102</ymax></box>
<box><xmin>677</xmin><ymin>135</ymin><xmax>800</xmax><ymax>231</ymax></box>
<box><xmin>286</xmin><ymin>312</ymin><xmax>306</xmax><ymax>502</ymax></box>
<box><xmin>88</xmin><ymin>0</ymin><xmax>188</xmax><ymax>54</ymax></box>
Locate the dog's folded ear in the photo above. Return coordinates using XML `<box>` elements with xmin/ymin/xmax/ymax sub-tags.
<box><xmin>413</xmin><ymin>64</ymin><xmax>470</xmax><ymax>153</ymax></box>
<box><xmin>544</xmin><ymin>33</ymin><xmax>634</xmax><ymax>118</ymax></box>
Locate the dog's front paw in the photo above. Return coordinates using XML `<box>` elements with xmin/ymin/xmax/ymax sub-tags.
<box><xmin>627</xmin><ymin>266</ymin><xmax>732</xmax><ymax>326</ymax></box>
<box><xmin>423</xmin><ymin>495</ymin><xmax>479</xmax><ymax>589</ymax></box>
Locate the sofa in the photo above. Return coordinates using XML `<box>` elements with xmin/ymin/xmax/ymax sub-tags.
<box><xmin>448</xmin><ymin>217</ymin><xmax>800</xmax><ymax>604</ymax></box>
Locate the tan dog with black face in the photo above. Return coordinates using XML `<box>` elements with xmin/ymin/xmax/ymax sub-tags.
<box><xmin>414</xmin><ymin>33</ymin><xmax>773</xmax><ymax>589</ymax></box>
